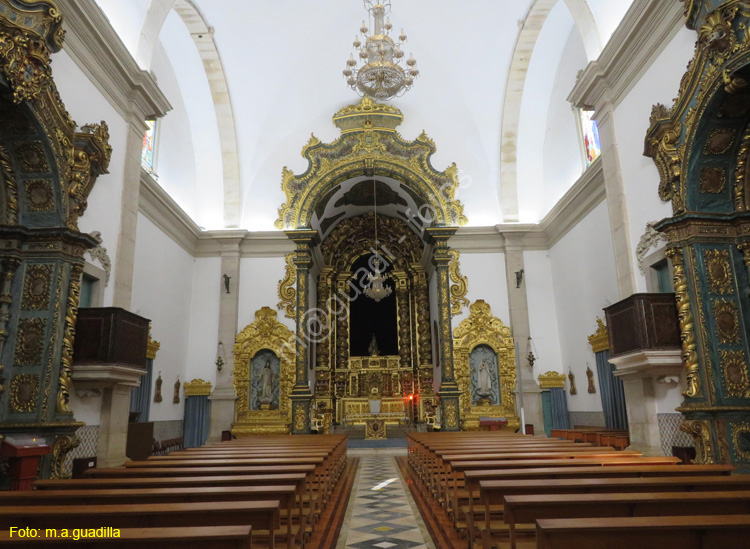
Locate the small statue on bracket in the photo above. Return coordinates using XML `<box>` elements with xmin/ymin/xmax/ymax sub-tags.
<box><xmin>568</xmin><ymin>369</ymin><xmax>577</xmax><ymax>395</ymax></box>
<box><xmin>586</xmin><ymin>365</ymin><xmax>596</xmax><ymax>394</ymax></box>
<box><xmin>173</xmin><ymin>376</ymin><xmax>181</xmax><ymax>404</ymax></box>
<box><xmin>154</xmin><ymin>371</ymin><xmax>163</xmax><ymax>403</ymax></box>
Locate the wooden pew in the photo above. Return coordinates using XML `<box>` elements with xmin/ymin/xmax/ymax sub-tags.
<box><xmin>0</xmin><ymin>526</ymin><xmax>252</xmax><ymax>549</ymax></box>
<box><xmin>536</xmin><ymin>515</ymin><xmax>750</xmax><ymax>549</ymax></box>
<box><xmin>480</xmin><ymin>476</ymin><xmax>750</xmax><ymax>549</ymax></box>
<box><xmin>504</xmin><ymin>491</ymin><xmax>750</xmax><ymax>548</ymax></box>
<box><xmin>0</xmin><ymin>501</ymin><xmax>279</xmax><ymax>548</ymax></box>
<box><xmin>3</xmin><ymin>486</ymin><xmax>297</xmax><ymax>548</ymax></box>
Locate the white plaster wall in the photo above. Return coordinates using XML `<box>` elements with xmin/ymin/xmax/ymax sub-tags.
<box><xmin>159</xmin><ymin>12</ymin><xmax>224</xmax><ymax>229</ymax></box>
<box><xmin>524</xmin><ymin>250</ymin><xmax>564</xmax><ymax>378</ymax></box>
<box><xmin>655</xmin><ymin>380</ymin><xmax>685</xmax><ymax>414</ymax></box>
<box><xmin>185</xmin><ymin>257</ymin><xmax>222</xmax><ymax>385</ymax></box>
<box><xmin>587</xmin><ymin>0</ymin><xmax>635</xmax><ymax>46</ymax></box>
<box><xmin>614</xmin><ymin>26</ymin><xmax>697</xmax><ymax>292</ymax></box>
<box><xmin>517</xmin><ymin>3</ymin><xmax>575</xmax><ymax>222</ymax></box>
<box><xmin>549</xmin><ymin>201</ymin><xmax>618</xmax><ymax>412</ymax></box>
<box><xmin>69</xmin><ymin>391</ymin><xmax>104</xmax><ymax>426</ymax></box>
<box><xmin>542</xmin><ymin>29</ymin><xmax>588</xmax><ymax>214</ymax></box>
<box><xmin>150</xmin><ymin>42</ymin><xmax>199</xmax><ymax>221</ymax></box>
<box><xmin>94</xmin><ymin>0</ymin><xmax>150</xmax><ymax>58</ymax></box>
<box><xmin>238</xmin><ymin>257</ymin><xmax>294</xmax><ymax>334</ymax></box>
<box><xmin>131</xmin><ymin>213</ymin><xmax>196</xmax><ymax>421</ymax></box>
<box><xmin>451</xmin><ymin>252</ymin><xmax>510</xmax><ymax>328</ymax></box>
<box><xmin>52</xmin><ymin>49</ymin><xmax>128</xmax><ymax>307</ymax></box>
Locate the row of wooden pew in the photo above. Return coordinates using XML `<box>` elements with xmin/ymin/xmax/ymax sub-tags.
<box><xmin>0</xmin><ymin>434</ymin><xmax>349</xmax><ymax>548</ymax></box>
<box><xmin>550</xmin><ymin>427</ymin><xmax>630</xmax><ymax>450</ymax></box>
<box><xmin>407</xmin><ymin>431</ymin><xmax>750</xmax><ymax>548</ymax></box>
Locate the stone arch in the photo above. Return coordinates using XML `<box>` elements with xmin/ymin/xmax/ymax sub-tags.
<box><xmin>136</xmin><ymin>0</ymin><xmax>240</xmax><ymax>227</ymax></box>
<box><xmin>499</xmin><ymin>0</ymin><xmax>602</xmax><ymax>221</ymax></box>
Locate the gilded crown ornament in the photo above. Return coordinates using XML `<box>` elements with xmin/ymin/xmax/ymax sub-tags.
<box><xmin>343</xmin><ymin>1</ymin><xmax>419</xmax><ymax>100</ymax></box>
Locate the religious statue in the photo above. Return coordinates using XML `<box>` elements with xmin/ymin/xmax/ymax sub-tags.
<box><xmin>154</xmin><ymin>371</ymin><xmax>163</xmax><ymax>403</ymax></box>
<box><xmin>478</xmin><ymin>358</ymin><xmax>492</xmax><ymax>395</ymax></box>
<box><xmin>586</xmin><ymin>365</ymin><xmax>596</xmax><ymax>394</ymax></box>
<box><xmin>173</xmin><ymin>376</ymin><xmax>180</xmax><ymax>404</ymax></box>
<box><xmin>368</xmin><ymin>333</ymin><xmax>379</xmax><ymax>356</ymax></box>
<box><xmin>259</xmin><ymin>360</ymin><xmax>275</xmax><ymax>405</ymax></box>
<box><xmin>568</xmin><ymin>369</ymin><xmax>577</xmax><ymax>395</ymax></box>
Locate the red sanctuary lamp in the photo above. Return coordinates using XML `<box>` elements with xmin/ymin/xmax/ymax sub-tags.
<box><xmin>1</xmin><ymin>436</ymin><xmax>51</xmax><ymax>490</ymax></box>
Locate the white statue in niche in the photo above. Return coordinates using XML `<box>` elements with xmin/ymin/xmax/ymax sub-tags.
<box><xmin>260</xmin><ymin>361</ymin><xmax>274</xmax><ymax>404</ymax></box>
<box><xmin>478</xmin><ymin>358</ymin><xmax>491</xmax><ymax>395</ymax></box>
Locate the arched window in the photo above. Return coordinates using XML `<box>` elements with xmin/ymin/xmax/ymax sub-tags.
<box><xmin>141</xmin><ymin>119</ymin><xmax>158</xmax><ymax>173</ymax></box>
<box><xmin>578</xmin><ymin>109</ymin><xmax>601</xmax><ymax>166</ymax></box>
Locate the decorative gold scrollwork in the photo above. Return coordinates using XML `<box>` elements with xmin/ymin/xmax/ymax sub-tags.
<box><xmin>680</xmin><ymin>419</ymin><xmax>715</xmax><ymax>464</ymax></box>
<box><xmin>49</xmin><ymin>434</ymin><xmax>79</xmax><ymax>480</ymax></box>
<box><xmin>721</xmin><ymin>349</ymin><xmax>750</xmax><ymax>398</ymax></box>
<box><xmin>277</xmin><ymin>252</ymin><xmax>296</xmax><ymax>320</ymax></box>
<box><xmin>448</xmin><ymin>250</ymin><xmax>469</xmax><ymax>316</ymax></box>
<box><xmin>704</xmin><ymin>249</ymin><xmax>734</xmax><ymax>294</ymax></box>
<box><xmin>10</xmin><ymin>373</ymin><xmax>39</xmax><ymax>412</ymax></box>
<box><xmin>57</xmin><ymin>262</ymin><xmax>82</xmax><ymax>414</ymax></box>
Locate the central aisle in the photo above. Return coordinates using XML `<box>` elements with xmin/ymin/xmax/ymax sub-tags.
<box><xmin>337</xmin><ymin>449</ymin><xmax>435</xmax><ymax>548</ymax></box>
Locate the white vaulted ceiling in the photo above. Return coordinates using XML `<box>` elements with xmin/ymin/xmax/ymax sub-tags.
<box><xmin>92</xmin><ymin>0</ymin><xmax>633</xmax><ymax>231</ymax></box>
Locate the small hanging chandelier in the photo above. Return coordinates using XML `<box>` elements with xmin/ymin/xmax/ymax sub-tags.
<box><xmin>364</xmin><ymin>181</ymin><xmax>392</xmax><ymax>302</ymax></box>
<box><xmin>343</xmin><ymin>1</ymin><xmax>419</xmax><ymax>100</ymax></box>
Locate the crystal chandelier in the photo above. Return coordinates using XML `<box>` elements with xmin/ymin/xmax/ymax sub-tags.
<box><xmin>364</xmin><ymin>181</ymin><xmax>392</xmax><ymax>302</ymax></box>
<box><xmin>343</xmin><ymin>1</ymin><xmax>419</xmax><ymax>100</ymax></box>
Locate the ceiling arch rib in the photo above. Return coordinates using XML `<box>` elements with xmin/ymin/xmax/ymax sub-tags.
<box><xmin>136</xmin><ymin>0</ymin><xmax>241</xmax><ymax>228</ymax></box>
<box><xmin>499</xmin><ymin>0</ymin><xmax>601</xmax><ymax>222</ymax></box>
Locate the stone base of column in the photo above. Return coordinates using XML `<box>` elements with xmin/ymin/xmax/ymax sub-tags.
<box><xmin>515</xmin><ymin>378</ymin><xmax>544</xmax><ymax>435</ymax></box>
<box><xmin>438</xmin><ymin>383</ymin><xmax>461</xmax><ymax>431</ymax></box>
<box><xmin>611</xmin><ymin>349</ymin><xmax>683</xmax><ymax>459</ymax></box>
<box><xmin>290</xmin><ymin>391</ymin><xmax>313</xmax><ymax>434</ymax></box>
<box><xmin>207</xmin><ymin>385</ymin><xmax>237</xmax><ymax>443</ymax></box>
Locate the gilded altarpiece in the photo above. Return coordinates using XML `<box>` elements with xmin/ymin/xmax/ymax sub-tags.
<box><xmin>453</xmin><ymin>300</ymin><xmax>519</xmax><ymax>431</ymax></box>
<box><xmin>312</xmin><ymin>214</ymin><xmax>440</xmax><ymax>424</ymax></box>
<box><xmin>645</xmin><ymin>0</ymin><xmax>750</xmax><ymax>467</ymax></box>
<box><xmin>232</xmin><ymin>307</ymin><xmax>295</xmax><ymax>436</ymax></box>
<box><xmin>0</xmin><ymin>1</ymin><xmax>112</xmax><ymax>480</ymax></box>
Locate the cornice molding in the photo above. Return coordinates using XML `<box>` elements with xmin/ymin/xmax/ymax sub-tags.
<box><xmin>57</xmin><ymin>0</ymin><xmax>172</xmax><ymax>125</ymax></box>
<box><xmin>568</xmin><ymin>0</ymin><xmax>686</xmax><ymax>110</ymax></box>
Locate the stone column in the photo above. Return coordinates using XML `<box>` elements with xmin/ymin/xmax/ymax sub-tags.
<box><xmin>206</xmin><ymin>232</ymin><xmax>245</xmax><ymax>443</ymax></box>
<box><xmin>427</xmin><ymin>228</ymin><xmax>461</xmax><ymax>431</ymax></box>
<box><xmin>610</xmin><ymin>350</ymin><xmax>683</xmax><ymax>456</ymax></box>
<box><xmin>502</xmin><ymin>234</ymin><xmax>544</xmax><ymax>432</ymax></box>
<box><xmin>286</xmin><ymin>230</ymin><xmax>318</xmax><ymax>434</ymax></box>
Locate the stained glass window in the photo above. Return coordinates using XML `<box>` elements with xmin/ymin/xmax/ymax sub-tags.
<box><xmin>141</xmin><ymin>119</ymin><xmax>157</xmax><ymax>170</ymax></box>
<box><xmin>578</xmin><ymin>109</ymin><xmax>601</xmax><ymax>166</ymax></box>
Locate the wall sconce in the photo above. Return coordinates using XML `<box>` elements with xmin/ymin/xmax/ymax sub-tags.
<box><xmin>515</xmin><ymin>269</ymin><xmax>524</xmax><ymax>288</ymax></box>
<box><xmin>215</xmin><ymin>341</ymin><xmax>226</xmax><ymax>372</ymax></box>
<box><xmin>526</xmin><ymin>335</ymin><xmax>537</xmax><ymax>368</ymax></box>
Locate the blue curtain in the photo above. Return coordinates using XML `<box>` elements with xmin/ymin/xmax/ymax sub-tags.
<box><xmin>184</xmin><ymin>395</ymin><xmax>211</xmax><ymax>448</ymax></box>
<box><xmin>549</xmin><ymin>387</ymin><xmax>570</xmax><ymax>429</ymax></box>
<box><xmin>596</xmin><ymin>349</ymin><xmax>628</xmax><ymax>429</ymax></box>
<box><xmin>129</xmin><ymin>358</ymin><xmax>152</xmax><ymax>422</ymax></box>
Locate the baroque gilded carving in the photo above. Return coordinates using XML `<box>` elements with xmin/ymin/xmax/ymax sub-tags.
<box><xmin>713</xmin><ymin>299</ymin><xmax>740</xmax><ymax>343</ymax></box>
<box><xmin>276</xmin><ymin>252</ymin><xmax>296</xmax><ymax>320</ymax></box>
<box><xmin>21</xmin><ymin>264</ymin><xmax>53</xmax><ymax>310</ymax></box>
<box><xmin>721</xmin><ymin>349</ymin><xmax>750</xmax><ymax>398</ymax></box>
<box><xmin>10</xmin><ymin>373</ymin><xmax>39</xmax><ymax>412</ymax></box>
<box><xmin>704</xmin><ymin>249</ymin><xmax>734</xmax><ymax>294</ymax></box>
<box><xmin>56</xmin><ymin>262</ymin><xmax>82</xmax><ymax>414</ymax></box>
<box><xmin>276</xmin><ymin>97</ymin><xmax>467</xmax><ymax>230</ymax></box>
<box><xmin>49</xmin><ymin>434</ymin><xmax>79</xmax><ymax>480</ymax></box>
<box><xmin>680</xmin><ymin>419</ymin><xmax>715</xmax><ymax>464</ymax></box>
<box><xmin>232</xmin><ymin>307</ymin><xmax>295</xmax><ymax>436</ymax></box>
<box><xmin>730</xmin><ymin>421</ymin><xmax>750</xmax><ymax>461</ymax></box>
<box><xmin>14</xmin><ymin>318</ymin><xmax>46</xmax><ymax>366</ymax></box>
<box><xmin>666</xmin><ymin>247</ymin><xmax>702</xmax><ymax>398</ymax></box>
<box><xmin>636</xmin><ymin>222</ymin><xmax>667</xmax><ymax>275</ymax></box>
<box><xmin>537</xmin><ymin>371</ymin><xmax>566</xmax><ymax>389</ymax></box>
<box><xmin>587</xmin><ymin>317</ymin><xmax>610</xmax><ymax>353</ymax></box>
<box><xmin>24</xmin><ymin>179</ymin><xmax>54</xmax><ymax>211</ymax></box>
<box><xmin>700</xmin><ymin>167</ymin><xmax>727</xmax><ymax>194</ymax></box>
<box><xmin>453</xmin><ymin>300</ymin><xmax>519</xmax><ymax>431</ymax></box>
<box><xmin>183</xmin><ymin>378</ymin><xmax>211</xmax><ymax>397</ymax></box>
<box><xmin>448</xmin><ymin>250</ymin><xmax>469</xmax><ymax>315</ymax></box>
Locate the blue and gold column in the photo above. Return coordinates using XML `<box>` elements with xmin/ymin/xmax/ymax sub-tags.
<box><xmin>427</xmin><ymin>227</ymin><xmax>461</xmax><ymax>431</ymax></box>
<box><xmin>286</xmin><ymin>230</ymin><xmax>318</xmax><ymax>434</ymax></box>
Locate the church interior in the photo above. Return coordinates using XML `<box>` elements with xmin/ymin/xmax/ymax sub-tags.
<box><xmin>2</xmin><ymin>0</ymin><xmax>750</xmax><ymax>547</ymax></box>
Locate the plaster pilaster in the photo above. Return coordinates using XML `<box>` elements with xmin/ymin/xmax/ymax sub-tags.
<box><xmin>502</xmin><ymin>234</ymin><xmax>543</xmax><ymax>431</ymax></box>
<box><xmin>206</xmin><ymin>233</ymin><xmax>244</xmax><ymax>442</ymax></box>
